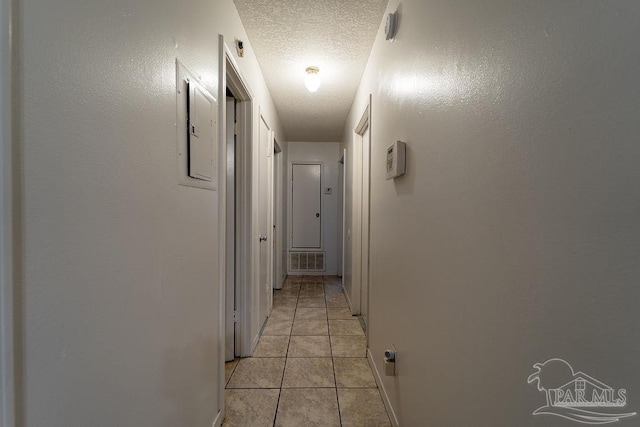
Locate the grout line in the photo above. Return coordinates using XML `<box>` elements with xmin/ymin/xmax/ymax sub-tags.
<box><xmin>325</xmin><ymin>276</ymin><xmax>344</xmax><ymax>427</ymax></box>
<box><xmin>224</xmin><ymin>359</ymin><xmax>240</xmax><ymax>388</ymax></box>
<box><xmin>228</xmin><ymin>277</ymin><xmax>351</xmax><ymax>425</ymax></box>
<box><xmin>272</xmin><ymin>388</ymin><xmax>281</xmax><ymax>427</ymax></box>
<box><xmin>273</xmin><ymin>281</ymin><xmax>299</xmax><ymax>427</ymax></box>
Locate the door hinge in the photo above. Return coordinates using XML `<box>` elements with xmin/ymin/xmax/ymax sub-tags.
<box><xmin>234</xmin><ymin>123</ymin><xmax>238</xmax><ymax>135</ymax></box>
<box><xmin>233</xmin><ymin>311</ymin><xmax>239</xmax><ymax>323</ymax></box>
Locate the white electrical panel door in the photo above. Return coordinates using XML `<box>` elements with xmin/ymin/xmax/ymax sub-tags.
<box><xmin>291</xmin><ymin>163</ymin><xmax>322</xmax><ymax>249</ymax></box>
<box><xmin>188</xmin><ymin>82</ymin><xmax>214</xmax><ymax>182</ymax></box>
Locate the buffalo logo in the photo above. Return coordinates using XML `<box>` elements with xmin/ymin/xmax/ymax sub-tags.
<box><xmin>528</xmin><ymin>359</ymin><xmax>636</xmax><ymax>424</ymax></box>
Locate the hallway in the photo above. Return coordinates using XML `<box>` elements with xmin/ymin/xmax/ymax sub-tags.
<box><xmin>223</xmin><ymin>276</ymin><xmax>391</xmax><ymax>426</ymax></box>
<box><xmin>5</xmin><ymin>0</ymin><xmax>640</xmax><ymax>425</ymax></box>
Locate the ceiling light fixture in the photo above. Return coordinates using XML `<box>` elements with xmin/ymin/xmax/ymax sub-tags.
<box><xmin>304</xmin><ymin>66</ymin><xmax>321</xmax><ymax>92</ymax></box>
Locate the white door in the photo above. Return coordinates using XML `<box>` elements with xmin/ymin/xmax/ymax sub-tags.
<box><xmin>291</xmin><ymin>164</ymin><xmax>321</xmax><ymax>249</ymax></box>
<box><xmin>225</xmin><ymin>96</ymin><xmax>236</xmax><ymax>361</ymax></box>
<box><xmin>258</xmin><ymin>116</ymin><xmax>273</xmax><ymax>326</ymax></box>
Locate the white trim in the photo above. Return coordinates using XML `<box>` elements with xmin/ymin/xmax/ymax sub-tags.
<box><xmin>222</xmin><ymin>41</ymin><xmax>254</xmax><ymax>358</ymax></box>
<box><xmin>251</xmin><ymin>331</ymin><xmax>261</xmax><ymax>354</ymax></box>
<box><xmin>236</xmin><ymin>98</ymin><xmax>253</xmax><ymax>357</ymax></box>
<box><xmin>216</xmin><ymin>34</ymin><xmax>227</xmax><ymax>427</ymax></box>
<box><xmin>367</xmin><ymin>349</ymin><xmax>400</xmax><ymax>427</ymax></box>
<box><xmin>0</xmin><ymin>0</ymin><xmax>15</xmax><ymax>424</ymax></box>
<box><xmin>350</xmin><ymin>101</ymin><xmax>371</xmax><ymax>315</ymax></box>
<box><xmin>211</xmin><ymin>409</ymin><xmax>223</xmax><ymax>427</ymax></box>
<box><xmin>344</xmin><ymin>285</ymin><xmax>354</xmax><ymax>313</ymax></box>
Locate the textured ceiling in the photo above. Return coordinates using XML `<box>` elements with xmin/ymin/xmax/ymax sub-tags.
<box><xmin>233</xmin><ymin>0</ymin><xmax>388</xmax><ymax>141</ymax></box>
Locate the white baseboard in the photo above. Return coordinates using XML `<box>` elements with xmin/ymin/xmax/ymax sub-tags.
<box><xmin>211</xmin><ymin>409</ymin><xmax>222</xmax><ymax>427</ymax></box>
<box><xmin>344</xmin><ymin>288</ymin><xmax>358</xmax><ymax>316</ymax></box>
<box><xmin>250</xmin><ymin>331</ymin><xmax>260</xmax><ymax>356</ymax></box>
<box><xmin>367</xmin><ymin>348</ymin><xmax>400</xmax><ymax>427</ymax></box>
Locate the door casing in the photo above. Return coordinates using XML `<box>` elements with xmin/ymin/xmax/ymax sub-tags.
<box><xmin>349</xmin><ymin>97</ymin><xmax>372</xmax><ymax>332</ymax></box>
<box><xmin>220</xmin><ymin>37</ymin><xmax>255</xmax><ymax>368</ymax></box>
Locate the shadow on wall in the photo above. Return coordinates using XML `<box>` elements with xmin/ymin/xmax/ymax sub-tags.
<box><xmin>163</xmin><ymin>338</ymin><xmax>219</xmax><ymax>425</ymax></box>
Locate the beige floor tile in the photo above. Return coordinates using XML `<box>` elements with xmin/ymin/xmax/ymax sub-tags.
<box><xmin>227</xmin><ymin>357</ymin><xmax>286</xmax><ymax>388</ymax></box>
<box><xmin>225</xmin><ymin>359</ymin><xmax>239</xmax><ymax>385</ymax></box>
<box><xmin>288</xmin><ymin>336</ymin><xmax>331</xmax><ymax>357</ymax></box>
<box><xmin>324</xmin><ymin>286</ymin><xmax>343</xmax><ymax>297</ymax></box>
<box><xmin>269</xmin><ymin>307</ymin><xmax>296</xmax><ymax>321</ymax></box>
<box><xmin>328</xmin><ymin>319</ymin><xmax>364</xmax><ymax>336</ymax></box>
<box><xmin>333</xmin><ymin>358</ymin><xmax>377</xmax><ymax>388</ymax></box>
<box><xmin>253</xmin><ymin>336</ymin><xmax>290</xmax><ymax>357</ymax></box>
<box><xmin>277</xmin><ymin>286</ymin><xmax>301</xmax><ymax>296</ymax></box>
<box><xmin>223</xmin><ymin>389</ymin><xmax>280</xmax><ymax>427</ymax></box>
<box><xmin>273</xmin><ymin>295</ymin><xmax>299</xmax><ymax>308</ymax></box>
<box><xmin>330</xmin><ymin>336</ymin><xmax>367</xmax><ymax>357</ymax></box>
<box><xmin>275</xmin><ymin>290</ymin><xmax>299</xmax><ymax>298</ymax></box>
<box><xmin>292</xmin><ymin>319</ymin><xmax>329</xmax><ymax>336</ymax></box>
<box><xmin>273</xmin><ymin>301</ymin><xmax>298</xmax><ymax>310</ymax></box>
<box><xmin>327</xmin><ymin>307</ymin><xmax>353</xmax><ymax>319</ymax></box>
<box><xmin>299</xmin><ymin>288</ymin><xmax>325</xmax><ymax>299</ymax></box>
<box><xmin>295</xmin><ymin>307</ymin><xmax>327</xmax><ymax>320</ymax></box>
<box><xmin>282</xmin><ymin>357</ymin><xmax>335</xmax><ymax>388</ymax></box>
<box><xmin>338</xmin><ymin>388</ymin><xmax>391</xmax><ymax>427</ymax></box>
<box><xmin>300</xmin><ymin>282</ymin><xmax>325</xmax><ymax>290</ymax></box>
<box><xmin>326</xmin><ymin>294</ymin><xmax>348</xmax><ymax>308</ymax></box>
<box><xmin>263</xmin><ymin>318</ymin><xmax>293</xmax><ymax>336</ymax></box>
<box><xmin>302</xmin><ymin>276</ymin><xmax>323</xmax><ymax>284</ymax></box>
<box><xmin>275</xmin><ymin>388</ymin><xmax>340</xmax><ymax>427</ymax></box>
<box><xmin>297</xmin><ymin>297</ymin><xmax>326</xmax><ymax>308</ymax></box>
<box><xmin>322</xmin><ymin>275</ymin><xmax>342</xmax><ymax>284</ymax></box>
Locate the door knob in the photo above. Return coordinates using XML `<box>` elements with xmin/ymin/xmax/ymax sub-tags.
<box><xmin>259</xmin><ymin>235</ymin><xmax>267</xmax><ymax>242</ymax></box>
<box><xmin>316</xmin><ymin>213</ymin><xmax>320</xmax><ymax>218</ymax></box>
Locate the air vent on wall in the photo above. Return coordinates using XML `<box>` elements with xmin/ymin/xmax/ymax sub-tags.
<box><xmin>290</xmin><ymin>252</ymin><xmax>325</xmax><ymax>272</ymax></box>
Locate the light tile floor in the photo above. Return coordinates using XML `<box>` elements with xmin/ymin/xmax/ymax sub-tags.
<box><xmin>223</xmin><ymin>275</ymin><xmax>391</xmax><ymax>427</ymax></box>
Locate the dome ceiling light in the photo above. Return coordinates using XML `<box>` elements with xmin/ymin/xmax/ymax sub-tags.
<box><xmin>304</xmin><ymin>66</ymin><xmax>321</xmax><ymax>92</ymax></box>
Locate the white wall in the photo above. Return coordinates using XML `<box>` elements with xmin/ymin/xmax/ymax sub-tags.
<box><xmin>15</xmin><ymin>0</ymin><xmax>285</xmax><ymax>425</ymax></box>
<box><xmin>343</xmin><ymin>1</ymin><xmax>640</xmax><ymax>425</ymax></box>
<box><xmin>288</xmin><ymin>142</ymin><xmax>340</xmax><ymax>275</ymax></box>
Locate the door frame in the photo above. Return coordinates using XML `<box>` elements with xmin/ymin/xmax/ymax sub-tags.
<box><xmin>350</xmin><ymin>98</ymin><xmax>371</xmax><ymax>319</ymax></box>
<box><xmin>224</xmin><ymin>94</ymin><xmax>236</xmax><ymax>362</ymax></box>
<box><xmin>1</xmin><ymin>0</ymin><xmax>16</xmax><ymax>425</ymax></box>
<box><xmin>219</xmin><ymin>36</ymin><xmax>255</xmax><ymax>366</ymax></box>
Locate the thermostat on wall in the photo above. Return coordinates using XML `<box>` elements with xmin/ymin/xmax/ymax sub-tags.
<box><xmin>386</xmin><ymin>140</ymin><xmax>406</xmax><ymax>180</ymax></box>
